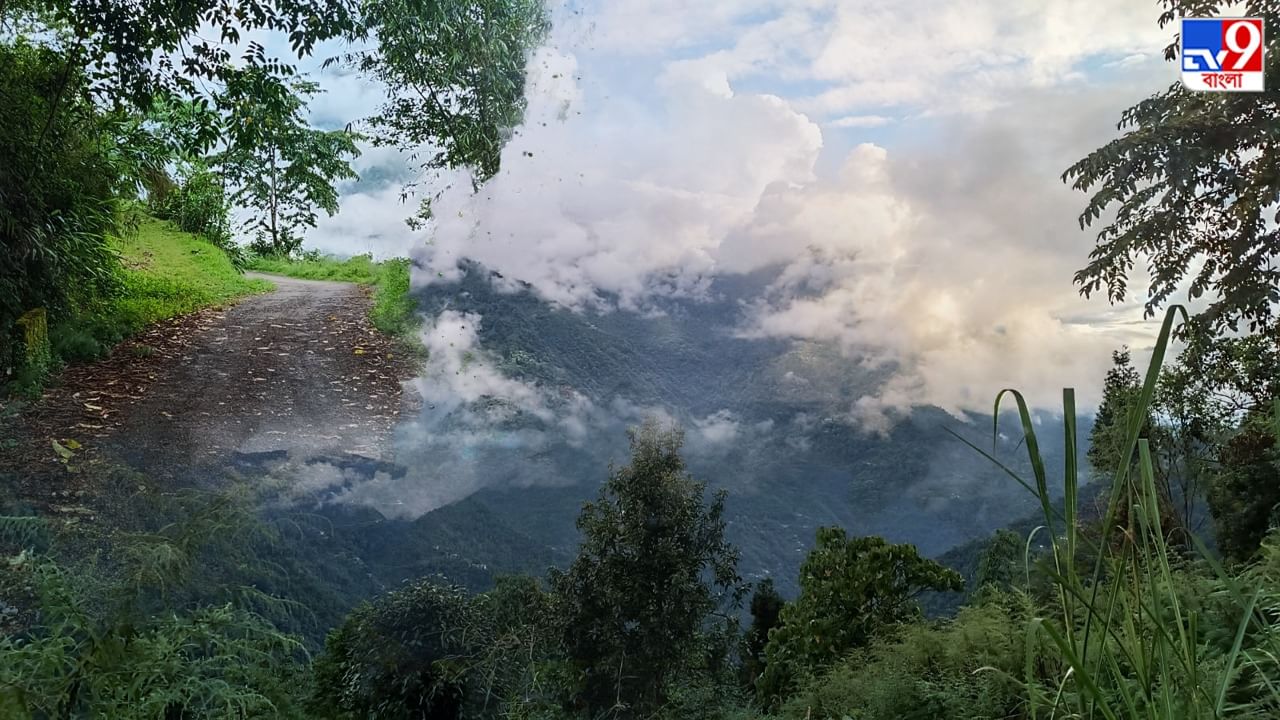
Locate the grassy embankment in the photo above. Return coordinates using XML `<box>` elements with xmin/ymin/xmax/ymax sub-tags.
<box><xmin>7</xmin><ymin>217</ymin><xmax>269</xmax><ymax>396</ymax></box>
<box><xmin>245</xmin><ymin>254</ymin><xmax>418</xmax><ymax>341</ymax></box>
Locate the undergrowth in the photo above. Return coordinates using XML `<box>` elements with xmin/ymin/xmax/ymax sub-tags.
<box><xmin>6</xmin><ymin>216</ymin><xmax>268</xmax><ymax>396</ymax></box>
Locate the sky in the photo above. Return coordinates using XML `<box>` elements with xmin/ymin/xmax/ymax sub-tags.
<box><xmin>290</xmin><ymin>0</ymin><xmax>1186</xmax><ymax>423</ymax></box>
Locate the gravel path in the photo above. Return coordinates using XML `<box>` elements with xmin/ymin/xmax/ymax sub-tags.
<box><xmin>0</xmin><ymin>273</ymin><xmax>415</xmax><ymax>510</ymax></box>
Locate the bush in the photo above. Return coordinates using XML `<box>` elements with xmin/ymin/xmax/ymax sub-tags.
<box><xmin>777</xmin><ymin>599</ymin><xmax>1028</xmax><ymax>720</ymax></box>
<box><xmin>1</xmin><ymin>40</ymin><xmax>124</xmax><ymax>379</ymax></box>
<box><xmin>0</xmin><ymin>503</ymin><xmax>312</xmax><ymax>719</ymax></box>
<box><xmin>311</xmin><ymin>580</ymin><xmax>482</xmax><ymax>719</ymax></box>
<box><xmin>154</xmin><ymin>164</ymin><xmax>246</xmax><ymax>269</ymax></box>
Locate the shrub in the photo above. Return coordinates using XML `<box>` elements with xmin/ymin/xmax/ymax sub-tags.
<box><xmin>1</xmin><ymin>40</ymin><xmax>124</xmax><ymax>379</ymax></box>
<box><xmin>310</xmin><ymin>580</ymin><xmax>483</xmax><ymax>719</ymax></box>
<box><xmin>778</xmin><ymin>599</ymin><xmax>1028</xmax><ymax>720</ymax></box>
<box><xmin>155</xmin><ymin>164</ymin><xmax>246</xmax><ymax>269</ymax></box>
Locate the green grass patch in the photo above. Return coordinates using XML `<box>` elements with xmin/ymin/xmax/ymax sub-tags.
<box><xmin>47</xmin><ymin>218</ymin><xmax>269</xmax><ymax>366</ymax></box>
<box><xmin>246</xmin><ymin>254</ymin><xmax>418</xmax><ymax>339</ymax></box>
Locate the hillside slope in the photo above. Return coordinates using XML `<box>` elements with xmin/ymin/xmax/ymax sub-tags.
<box><xmin>387</xmin><ymin>263</ymin><xmax>1092</xmax><ymax>595</ymax></box>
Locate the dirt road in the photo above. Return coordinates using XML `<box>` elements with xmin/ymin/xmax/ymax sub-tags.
<box><xmin>0</xmin><ymin>273</ymin><xmax>415</xmax><ymax>510</ymax></box>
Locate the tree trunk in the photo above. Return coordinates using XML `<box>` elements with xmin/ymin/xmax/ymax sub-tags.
<box><xmin>269</xmin><ymin>144</ymin><xmax>280</xmax><ymax>254</ymax></box>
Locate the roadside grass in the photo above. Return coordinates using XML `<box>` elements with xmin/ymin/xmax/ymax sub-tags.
<box><xmin>50</xmin><ymin>219</ymin><xmax>270</xmax><ymax>365</ymax></box>
<box><xmin>952</xmin><ymin>306</ymin><xmax>1280</xmax><ymax>718</ymax></box>
<box><xmin>246</xmin><ymin>254</ymin><xmax>418</xmax><ymax>341</ymax></box>
<box><xmin>4</xmin><ymin>217</ymin><xmax>269</xmax><ymax>396</ymax></box>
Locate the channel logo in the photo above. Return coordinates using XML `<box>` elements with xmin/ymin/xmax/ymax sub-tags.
<box><xmin>1181</xmin><ymin>18</ymin><xmax>1265</xmax><ymax>91</ymax></box>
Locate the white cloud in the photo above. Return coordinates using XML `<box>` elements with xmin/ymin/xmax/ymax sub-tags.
<box><xmin>827</xmin><ymin>114</ymin><xmax>892</xmax><ymax>128</ymax></box>
<box><xmin>293</xmin><ymin>0</ymin><xmax>1181</xmax><ymax>424</ymax></box>
<box><xmin>694</xmin><ymin>410</ymin><xmax>742</xmax><ymax>445</ymax></box>
<box><xmin>416</xmin><ymin>45</ymin><xmax>823</xmax><ymax>310</ymax></box>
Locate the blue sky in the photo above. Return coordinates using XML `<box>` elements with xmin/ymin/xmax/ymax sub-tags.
<box><xmin>280</xmin><ymin>0</ymin><xmax>1186</xmax><ymax>423</ymax></box>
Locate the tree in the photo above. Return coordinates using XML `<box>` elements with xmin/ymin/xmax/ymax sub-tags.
<box><xmin>756</xmin><ymin>529</ymin><xmax>962</xmax><ymax>704</ymax></box>
<box><xmin>550</xmin><ymin>421</ymin><xmax>744</xmax><ymax>718</ymax></box>
<box><xmin>740</xmin><ymin>578</ymin><xmax>785</xmax><ymax>694</ymax></box>
<box><xmin>1088</xmin><ymin>349</ymin><xmax>1147</xmax><ymax>476</ymax></box>
<box><xmin>973</xmin><ymin>528</ymin><xmax>1022</xmax><ymax>595</ymax></box>
<box><xmin>1088</xmin><ymin>348</ymin><xmax>1216</xmax><ymax>541</ymax></box>
<box><xmin>0</xmin><ymin>39</ymin><xmax>124</xmax><ymax>381</ymax></box>
<box><xmin>311</xmin><ymin>580</ymin><xmax>481</xmax><ymax>720</ymax></box>
<box><xmin>1063</xmin><ymin>1</ymin><xmax>1280</xmax><ymax>335</ymax></box>
<box><xmin>216</xmin><ymin>68</ymin><xmax>358</xmax><ymax>256</ymax></box>
<box><xmin>1208</xmin><ymin>412</ymin><xmax>1280</xmax><ymax>562</ymax></box>
<box><xmin>345</xmin><ymin>0</ymin><xmax>549</xmax><ymax>216</ymax></box>
<box><xmin>24</xmin><ymin>0</ymin><xmax>357</xmax><ymax>113</ymax></box>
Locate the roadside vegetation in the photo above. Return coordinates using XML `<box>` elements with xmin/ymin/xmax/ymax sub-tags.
<box><xmin>247</xmin><ymin>254</ymin><xmax>418</xmax><ymax>339</ymax></box>
<box><xmin>6</xmin><ymin>213</ymin><xmax>268</xmax><ymax>396</ymax></box>
<box><xmin>4</xmin><ymin>353</ymin><xmax>1280</xmax><ymax>718</ymax></box>
<box><xmin>1</xmin><ymin>0</ymin><xmax>546</xmax><ymax>394</ymax></box>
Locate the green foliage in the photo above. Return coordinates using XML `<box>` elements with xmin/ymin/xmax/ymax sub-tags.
<box><xmin>370</xmin><ymin>257</ymin><xmax>416</xmax><ymax>337</ymax></box>
<box><xmin>153</xmin><ymin>163</ymin><xmax>242</xmax><ymax>267</ymax></box>
<box><xmin>311</xmin><ymin>579</ymin><xmax>478</xmax><ymax>719</ymax></box>
<box><xmin>0</xmin><ymin>569</ymin><xmax>308</xmax><ymax>719</ymax></box>
<box><xmin>1088</xmin><ymin>348</ymin><xmax>1147</xmax><ymax>478</ymax></box>
<box><xmin>246</xmin><ymin>253</ymin><xmax>418</xmax><ymax>338</ymax></box>
<box><xmin>741</xmin><ymin>579</ymin><xmax>784</xmax><ymax>695</ymax></box>
<box><xmin>216</xmin><ymin>69</ymin><xmax>359</xmax><ymax>256</ymax></box>
<box><xmin>1209</xmin><ymin>419</ymin><xmax>1280</xmax><ymax>563</ymax></box>
<box><xmin>959</xmin><ymin>306</ymin><xmax>1280</xmax><ymax>718</ymax></box>
<box><xmin>0</xmin><ymin>492</ymin><xmax>314</xmax><ymax>719</ymax></box>
<box><xmin>1063</xmin><ymin>0</ymin><xmax>1280</xmax><ymax>334</ymax></box>
<box><xmin>31</xmin><ymin>0</ymin><xmax>357</xmax><ymax>114</ymax></box>
<box><xmin>551</xmin><ymin>421</ymin><xmax>745</xmax><ymax>718</ymax></box>
<box><xmin>310</xmin><ymin>574</ymin><xmax>562</xmax><ymax>720</ymax></box>
<box><xmin>0</xmin><ymin>39</ymin><xmax>124</xmax><ymax>380</ymax></box>
<box><xmin>972</xmin><ymin>528</ymin><xmax>1022</xmax><ymax>596</ymax></box>
<box><xmin>757</xmin><ymin>529</ymin><xmax>962</xmax><ymax>704</ymax></box>
<box><xmin>775</xmin><ymin>599</ymin><xmax>1029</xmax><ymax>720</ymax></box>
<box><xmin>346</xmin><ymin>0</ymin><xmax>549</xmax><ymax>211</ymax></box>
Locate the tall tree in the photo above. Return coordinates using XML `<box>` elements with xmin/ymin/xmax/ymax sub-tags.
<box><xmin>550</xmin><ymin>421</ymin><xmax>743</xmax><ymax>718</ymax></box>
<box><xmin>344</xmin><ymin>0</ymin><xmax>549</xmax><ymax>218</ymax></box>
<box><xmin>740</xmin><ymin>578</ymin><xmax>785</xmax><ymax>695</ymax></box>
<box><xmin>216</xmin><ymin>68</ymin><xmax>358</xmax><ymax>256</ymax></box>
<box><xmin>756</xmin><ymin>529</ymin><xmax>962</xmax><ymax>704</ymax></box>
<box><xmin>973</xmin><ymin>528</ymin><xmax>1022</xmax><ymax>595</ymax></box>
<box><xmin>1208</xmin><ymin>409</ymin><xmax>1280</xmax><ymax>562</ymax></box>
<box><xmin>1088</xmin><ymin>349</ymin><xmax>1148</xmax><ymax>479</ymax></box>
<box><xmin>1089</xmin><ymin>349</ymin><xmax>1202</xmax><ymax>541</ymax></box>
<box><xmin>1063</xmin><ymin>0</ymin><xmax>1280</xmax><ymax>335</ymax></box>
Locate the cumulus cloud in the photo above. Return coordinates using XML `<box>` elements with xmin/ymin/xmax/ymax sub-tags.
<box><xmin>729</xmin><ymin>83</ymin><xmax>1160</xmax><ymax>424</ymax></box>
<box><xmin>296</xmin><ymin>0</ymin><xmax>1178</xmax><ymax>426</ymax></box>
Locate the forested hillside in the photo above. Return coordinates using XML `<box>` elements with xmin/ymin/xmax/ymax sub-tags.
<box><xmin>398</xmin><ymin>262</ymin><xmax>1091</xmax><ymax>595</ymax></box>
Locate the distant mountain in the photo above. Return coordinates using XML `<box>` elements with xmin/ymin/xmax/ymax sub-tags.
<box><xmin>347</xmin><ymin>262</ymin><xmax>1094</xmax><ymax>598</ymax></box>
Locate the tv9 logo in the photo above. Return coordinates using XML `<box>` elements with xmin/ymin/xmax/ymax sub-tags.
<box><xmin>1181</xmin><ymin>18</ymin><xmax>1265</xmax><ymax>91</ymax></box>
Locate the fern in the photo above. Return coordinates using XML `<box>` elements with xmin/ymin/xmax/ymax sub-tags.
<box><xmin>0</xmin><ymin>516</ymin><xmax>46</xmax><ymax>551</ymax></box>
